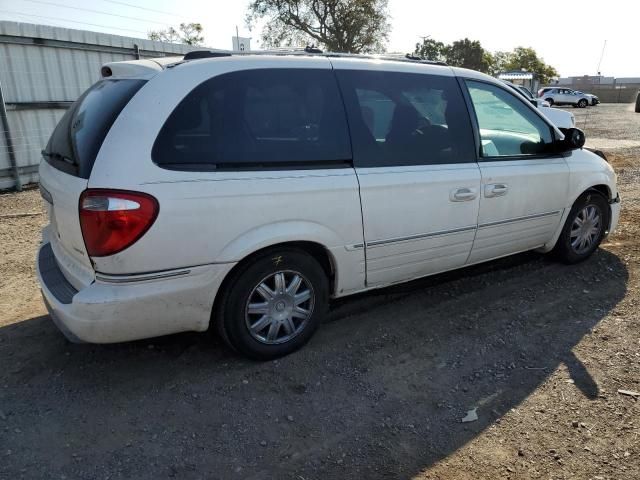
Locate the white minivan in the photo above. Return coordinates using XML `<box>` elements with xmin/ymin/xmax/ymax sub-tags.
<box><xmin>37</xmin><ymin>51</ymin><xmax>620</xmax><ymax>359</ymax></box>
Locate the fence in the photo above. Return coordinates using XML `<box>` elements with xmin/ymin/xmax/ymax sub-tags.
<box><xmin>0</xmin><ymin>21</ymin><xmax>197</xmax><ymax>190</ymax></box>
<box><xmin>581</xmin><ymin>86</ymin><xmax>640</xmax><ymax>104</ymax></box>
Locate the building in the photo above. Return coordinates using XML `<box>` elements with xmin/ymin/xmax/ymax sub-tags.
<box><xmin>0</xmin><ymin>21</ymin><xmax>198</xmax><ymax>190</ymax></box>
<box><xmin>497</xmin><ymin>70</ymin><xmax>539</xmax><ymax>94</ymax></box>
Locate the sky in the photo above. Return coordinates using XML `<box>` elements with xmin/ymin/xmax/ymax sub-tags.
<box><xmin>2</xmin><ymin>0</ymin><xmax>639</xmax><ymax>77</ymax></box>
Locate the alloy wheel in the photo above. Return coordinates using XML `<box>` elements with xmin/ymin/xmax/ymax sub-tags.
<box><xmin>244</xmin><ymin>270</ymin><xmax>315</xmax><ymax>345</ymax></box>
<box><xmin>570</xmin><ymin>204</ymin><xmax>602</xmax><ymax>255</ymax></box>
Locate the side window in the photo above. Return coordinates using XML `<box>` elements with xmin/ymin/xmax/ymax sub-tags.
<box><xmin>152</xmin><ymin>69</ymin><xmax>351</xmax><ymax>169</ymax></box>
<box><xmin>465</xmin><ymin>80</ymin><xmax>554</xmax><ymax>158</ymax></box>
<box><xmin>336</xmin><ymin>70</ymin><xmax>476</xmax><ymax>167</ymax></box>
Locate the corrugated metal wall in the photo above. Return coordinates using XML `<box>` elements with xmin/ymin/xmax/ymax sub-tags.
<box><xmin>0</xmin><ymin>21</ymin><xmax>196</xmax><ymax>190</ymax></box>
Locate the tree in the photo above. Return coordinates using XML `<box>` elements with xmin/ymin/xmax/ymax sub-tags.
<box><xmin>444</xmin><ymin>38</ymin><xmax>491</xmax><ymax>73</ymax></box>
<box><xmin>487</xmin><ymin>51</ymin><xmax>512</xmax><ymax>76</ymax></box>
<box><xmin>148</xmin><ymin>23</ymin><xmax>204</xmax><ymax>46</ymax></box>
<box><xmin>501</xmin><ymin>47</ymin><xmax>558</xmax><ymax>84</ymax></box>
<box><xmin>414</xmin><ymin>39</ymin><xmax>558</xmax><ymax>82</ymax></box>
<box><xmin>246</xmin><ymin>0</ymin><xmax>390</xmax><ymax>53</ymax></box>
<box><xmin>414</xmin><ymin>37</ymin><xmax>491</xmax><ymax>73</ymax></box>
<box><xmin>413</xmin><ymin>38</ymin><xmax>446</xmax><ymax>62</ymax></box>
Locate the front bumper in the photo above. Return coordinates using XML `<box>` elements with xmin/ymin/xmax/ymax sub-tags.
<box><xmin>607</xmin><ymin>193</ymin><xmax>621</xmax><ymax>237</ymax></box>
<box><xmin>37</xmin><ymin>242</ymin><xmax>235</xmax><ymax>343</ymax></box>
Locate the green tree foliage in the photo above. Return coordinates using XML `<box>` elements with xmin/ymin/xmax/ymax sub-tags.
<box><xmin>148</xmin><ymin>23</ymin><xmax>204</xmax><ymax>46</ymax></box>
<box><xmin>413</xmin><ymin>38</ymin><xmax>446</xmax><ymax>62</ymax></box>
<box><xmin>445</xmin><ymin>38</ymin><xmax>492</xmax><ymax>72</ymax></box>
<box><xmin>414</xmin><ymin>37</ymin><xmax>491</xmax><ymax>73</ymax></box>
<box><xmin>246</xmin><ymin>0</ymin><xmax>390</xmax><ymax>53</ymax></box>
<box><xmin>414</xmin><ymin>39</ymin><xmax>558</xmax><ymax>83</ymax></box>
<box><xmin>501</xmin><ymin>47</ymin><xmax>559</xmax><ymax>85</ymax></box>
<box><xmin>488</xmin><ymin>51</ymin><xmax>512</xmax><ymax>76</ymax></box>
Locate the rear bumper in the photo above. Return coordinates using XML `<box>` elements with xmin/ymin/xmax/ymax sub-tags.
<box><xmin>36</xmin><ymin>242</ymin><xmax>235</xmax><ymax>343</ymax></box>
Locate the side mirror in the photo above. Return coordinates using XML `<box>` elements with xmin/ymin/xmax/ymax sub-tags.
<box><xmin>530</xmin><ymin>99</ymin><xmax>538</xmax><ymax>107</ymax></box>
<box><xmin>558</xmin><ymin>127</ymin><xmax>586</xmax><ymax>150</ymax></box>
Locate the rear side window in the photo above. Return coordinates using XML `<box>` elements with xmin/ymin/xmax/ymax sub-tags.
<box><xmin>335</xmin><ymin>70</ymin><xmax>475</xmax><ymax>167</ymax></box>
<box><xmin>152</xmin><ymin>69</ymin><xmax>351</xmax><ymax>170</ymax></box>
<box><xmin>44</xmin><ymin>79</ymin><xmax>146</xmax><ymax>178</ymax></box>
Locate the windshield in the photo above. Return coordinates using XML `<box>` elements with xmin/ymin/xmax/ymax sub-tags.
<box><xmin>517</xmin><ymin>86</ymin><xmax>534</xmax><ymax>100</ymax></box>
<box><xmin>44</xmin><ymin>79</ymin><xmax>146</xmax><ymax>178</ymax></box>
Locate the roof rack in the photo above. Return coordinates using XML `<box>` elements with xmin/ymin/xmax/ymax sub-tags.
<box><xmin>183</xmin><ymin>50</ymin><xmax>232</xmax><ymax>60</ymax></box>
<box><xmin>181</xmin><ymin>47</ymin><xmax>447</xmax><ymax>66</ymax></box>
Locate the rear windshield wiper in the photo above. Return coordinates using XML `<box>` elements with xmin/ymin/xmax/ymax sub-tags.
<box><xmin>41</xmin><ymin>150</ymin><xmax>75</xmax><ymax>165</ymax></box>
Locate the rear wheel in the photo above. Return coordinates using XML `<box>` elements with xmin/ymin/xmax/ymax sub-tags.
<box><xmin>578</xmin><ymin>99</ymin><xmax>588</xmax><ymax>108</ymax></box>
<box><xmin>545</xmin><ymin>98</ymin><xmax>554</xmax><ymax>106</ymax></box>
<box><xmin>215</xmin><ymin>248</ymin><xmax>329</xmax><ymax>360</ymax></box>
<box><xmin>553</xmin><ymin>192</ymin><xmax>609</xmax><ymax>264</ymax></box>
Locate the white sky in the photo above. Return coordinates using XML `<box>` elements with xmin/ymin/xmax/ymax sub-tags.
<box><xmin>2</xmin><ymin>0</ymin><xmax>639</xmax><ymax>77</ymax></box>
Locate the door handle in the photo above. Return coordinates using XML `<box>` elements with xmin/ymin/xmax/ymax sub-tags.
<box><xmin>484</xmin><ymin>183</ymin><xmax>509</xmax><ymax>198</ymax></box>
<box><xmin>450</xmin><ymin>187</ymin><xmax>478</xmax><ymax>202</ymax></box>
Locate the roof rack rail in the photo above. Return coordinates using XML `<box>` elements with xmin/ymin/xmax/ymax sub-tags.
<box><xmin>183</xmin><ymin>50</ymin><xmax>232</xmax><ymax>60</ymax></box>
<box><xmin>181</xmin><ymin>48</ymin><xmax>447</xmax><ymax>67</ymax></box>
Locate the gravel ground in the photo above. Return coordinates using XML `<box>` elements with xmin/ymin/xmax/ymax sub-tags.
<box><xmin>0</xmin><ymin>103</ymin><xmax>639</xmax><ymax>479</ymax></box>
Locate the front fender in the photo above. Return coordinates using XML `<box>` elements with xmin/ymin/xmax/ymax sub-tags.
<box><xmin>565</xmin><ymin>149</ymin><xmax>617</xmax><ymax>206</ymax></box>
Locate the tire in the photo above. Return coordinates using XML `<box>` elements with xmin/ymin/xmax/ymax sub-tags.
<box><xmin>553</xmin><ymin>192</ymin><xmax>609</xmax><ymax>264</ymax></box>
<box><xmin>545</xmin><ymin>98</ymin><xmax>554</xmax><ymax>106</ymax></box>
<box><xmin>214</xmin><ymin>248</ymin><xmax>329</xmax><ymax>360</ymax></box>
<box><xmin>578</xmin><ymin>99</ymin><xmax>588</xmax><ymax>108</ymax></box>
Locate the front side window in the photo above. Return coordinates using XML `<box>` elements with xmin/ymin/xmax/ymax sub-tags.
<box><xmin>153</xmin><ymin>69</ymin><xmax>351</xmax><ymax>170</ymax></box>
<box><xmin>466</xmin><ymin>80</ymin><xmax>554</xmax><ymax>158</ymax></box>
<box><xmin>336</xmin><ymin>70</ymin><xmax>475</xmax><ymax>167</ymax></box>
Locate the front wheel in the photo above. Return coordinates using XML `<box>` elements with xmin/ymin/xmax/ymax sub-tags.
<box><xmin>553</xmin><ymin>192</ymin><xmax>609</xmax><ymax>264</ymax></box>
<box><xmin>578</xmin><ymin>99</ymin><xmax>588</xmax><ymax>108</ymax></box>
<box><xmin>215</xmin><ymin>249</ymin><xmax>329</xmax><ymax>360</ymax></box>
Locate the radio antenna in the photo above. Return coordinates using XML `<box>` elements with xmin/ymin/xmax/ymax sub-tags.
<box><xmin>583</xmin><ymin>40</ymin><xmax>607</xmax><ymax>130</ymax></box>
<box><xmin>596</xmin><ymin>40</ymin><xmax>607</xmax><ymax>75</ymax></box>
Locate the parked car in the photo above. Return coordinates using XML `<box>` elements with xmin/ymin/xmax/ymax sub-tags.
<box><xmin>575</xmin><ymin>90</ymin><xmax>600</xmax><ymax>106</ymax></box>
<box><xmin>538</xmin><ymin>87</ymin><xmax>593</xmax><ymax>108</ymax></box>
<box><xmin>503</xmin><ymin>82</ymin><xmax>575</xmax><ymax>128</ymax></box>
<box><xmin>37</xmin><ymin>51</ymin><xmax>620</xmax><ymax>359</ymax></box>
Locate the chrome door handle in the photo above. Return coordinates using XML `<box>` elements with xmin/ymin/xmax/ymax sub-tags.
<box><xmin>484</xmin><ymin>183</ymin><xmax>509</xmax><ymax>198</ymax></box>
<box><xmin>450</xmin><ymin>187</ymin><xmax>478</xmax><ymax>202</ymax></box>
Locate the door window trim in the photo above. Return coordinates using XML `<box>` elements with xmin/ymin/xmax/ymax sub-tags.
<box><xmin>458</xmin><ymin>77</ymin><xmax>562</xmax><ymax>162</ymax></box>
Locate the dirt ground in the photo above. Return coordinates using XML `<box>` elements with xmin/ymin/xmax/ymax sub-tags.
<box><xmin>1</xmin><ymin>103</ymin><xmax>639</xmax><ymax>480</ymax></box>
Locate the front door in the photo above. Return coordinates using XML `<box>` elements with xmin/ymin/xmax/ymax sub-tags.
<box><xmin>463</xmin><ymin>80</ymin><xmax>569</xmax><ymax>264</ymax></box>
<box><xmin>333</xmin><ymin>64</ymin><xmax>481</xmax><ymax>286</ymax></box>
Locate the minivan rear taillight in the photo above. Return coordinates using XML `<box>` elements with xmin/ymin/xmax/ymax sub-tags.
<box><xmin>79</xmin><ymin>189</ymin><xmax>159</xmax><ymax>257</ymax></box>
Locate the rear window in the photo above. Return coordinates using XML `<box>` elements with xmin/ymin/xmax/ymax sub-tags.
<box><xmin>44</xmin><ymin>79</ymin><xmax>146</xmax><ymax>178</ymax></box>
<box><xmin>152</xmin><ymin>69</ymin><xmax>352</xmax><ymax>170</ymax></box>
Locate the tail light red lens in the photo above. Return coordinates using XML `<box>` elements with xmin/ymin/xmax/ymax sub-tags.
<box><xmin>79</xmin><ymin>189</ymin><xmax>159</xmax><ymax>257</ymax></box>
